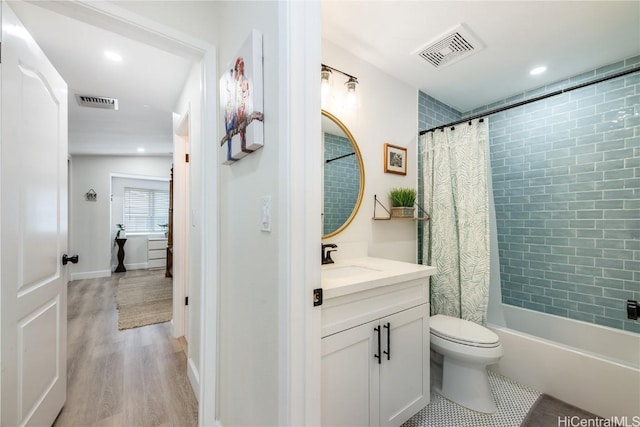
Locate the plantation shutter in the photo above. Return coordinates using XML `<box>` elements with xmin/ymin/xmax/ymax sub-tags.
<box><xmin>123</xmin><ymin>187</ymin><xmax>169</xmax><ymax>233</ymax></box>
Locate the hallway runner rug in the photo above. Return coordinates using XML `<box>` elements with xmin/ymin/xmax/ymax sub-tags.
<box><xmin>116</xmin><ymin>271</ymin><xmax>173</xmax><ymax>330</ymax></box>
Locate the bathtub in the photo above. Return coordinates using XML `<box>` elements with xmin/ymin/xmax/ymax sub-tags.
<box><xmin>488</xmin><ymin>305</ymin><xmax>640</xmax><ymax>419</ymax></box>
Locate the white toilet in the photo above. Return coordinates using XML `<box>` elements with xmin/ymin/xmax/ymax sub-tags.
<box><xmin>429</xmin><ymin>314</ymin><xmax>503</xmax><ymax>414</ymax></box>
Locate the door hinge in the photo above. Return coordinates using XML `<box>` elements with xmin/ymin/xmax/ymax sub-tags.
<box><xmin>185</xmin><ymin>153</ymin><xmax>189</xmax><ymax>163</ymax></box>
<box><xmin>185</xmin><ymin>296</ymin><xmax>189</xmax><ymax>306</ymax></box>
<box><xmin>313</xmin><ymin>288</ymin><xmax>323</xmax><ymax>307</ymax></box>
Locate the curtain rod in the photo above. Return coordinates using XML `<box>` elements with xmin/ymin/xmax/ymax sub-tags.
<box><xmin>419</xmin><ymin>66</ymin><xmax>640</xmax><ymax>135</ymax></box>
<box><xmin>325</xmin><ymin>152</ymin><xmax>355</xmax><ymax>164</ymax></box>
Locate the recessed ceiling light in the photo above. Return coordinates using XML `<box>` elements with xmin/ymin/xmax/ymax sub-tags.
<box><xmin>104</xmin><ymin>51</ymin><xmax>122</xmax><ymax>62</ymax></box>
<box><xmin>530</xmin><ymin>66</ymin><xmax>547</xmax><ymax>76</ymax></box>
<box><xmin>137</xmin><ymin>148</ymin><xmax>145</xmax><ymax>153</ymax></box>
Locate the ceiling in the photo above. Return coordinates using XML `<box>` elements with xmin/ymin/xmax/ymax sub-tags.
<box><xmin>7</xmin><ymin>1</ymin><xmax>640</xmax><ymax>156</ymax></box>
<box><xmin>322</xmin><ymin>1</ymin><xmax>640</xmax><ymax>113</ymax></box>
<box><xmin>9</xmin><ymin>0</ymin><xmax>195</xmax><ymax>156</ymax></box>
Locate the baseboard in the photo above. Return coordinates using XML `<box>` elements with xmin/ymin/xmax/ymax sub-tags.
<box><xmin>126</xmin><ymin>262</ymin><xmax>149</xmax><ymax>270</ymax></box>
<box><xmin>70</xmin><ymin>270</ymin><xmax>111</xmax><ymax>281</ymax></box>
<box><xmin>187</xmin><ymin>356</ymin><xmax>200</xmax><ymax>402</ymax></box>
<box><xmin>111</xmin><ymin>262</ymin><xmax>148</xmax><ymax>271</ymax></box>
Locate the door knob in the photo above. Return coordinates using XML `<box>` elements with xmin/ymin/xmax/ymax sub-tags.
<box><xmin>62</xmin><ymin>254</ymin><xmax>79</xmax><ymax>265</ymax></box>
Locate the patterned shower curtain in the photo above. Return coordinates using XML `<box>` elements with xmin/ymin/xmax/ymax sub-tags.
<box><xmin>421</xmin><ymin>119</ymin><xmax>490</xmax><ymax>325</ymax></box>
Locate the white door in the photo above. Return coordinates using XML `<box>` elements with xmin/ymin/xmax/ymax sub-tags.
<box><xmin>379</xmin><ymin>305</ymin><xmax>430</xmax><ymax>427</ymax></box>
<box><xmin>1</xmin><ymin>2</ymin><xmax>69</xmax><ymax>426</ymax></box>
<box><xmin>321</xmin><ymin>321</ymin><xmax>379</xmax><ymax>427</ymax></box>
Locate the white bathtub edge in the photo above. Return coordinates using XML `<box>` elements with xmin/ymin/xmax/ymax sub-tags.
<box><xmin>488</xmin><ymin>324</ymin><xmax>640</xmax><ymax>419</ymax></box>
<box><xmin>500</xmin><ymin>304</ymin><xmax>639</xmax><ymax>367</ymax></box>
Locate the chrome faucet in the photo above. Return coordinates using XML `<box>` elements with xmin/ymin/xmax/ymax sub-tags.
<box><xmin>321</xmin><ymin>243</ymin><xmax>338</xmax><ymax>265</ymax></box>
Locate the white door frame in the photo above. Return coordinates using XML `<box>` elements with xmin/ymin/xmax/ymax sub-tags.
<box><xmin>278</xmin><ymin>1</ymin><xmax>322</xmax><ymax>426</ymax></box>
<box><xmin>172</xmin><ymin>110</ymin><xmax>190</xmax><ymax>341</ymax></box>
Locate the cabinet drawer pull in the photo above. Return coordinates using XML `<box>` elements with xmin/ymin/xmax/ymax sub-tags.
<box><xmin>374</xmin><ymin>326</ymin><xmax>381</xmax><ymax>364</ymax></box>
<box><xmin>383</xmin><ymin>322</ymin><xmax>391</xmax><ymax>361</ymax></box>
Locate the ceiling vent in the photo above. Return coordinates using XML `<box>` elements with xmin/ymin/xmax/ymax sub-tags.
<box><xmin>75</xmin><ymin>94</ymin><xmax>119</xmax><ymax>110</ymax></box>
<box><xmin>415</xmin><ymin>24</ymin><xmax>484</xmax><ymax>69</ymax></box>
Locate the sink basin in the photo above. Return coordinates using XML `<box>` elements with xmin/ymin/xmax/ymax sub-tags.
<box><xmin>322</xmin><ymin>264</ymin><xmax>381</xmax><ymax>280</ymax></box>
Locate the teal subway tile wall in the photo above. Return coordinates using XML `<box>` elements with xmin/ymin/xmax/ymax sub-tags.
<box><xmin>418</xmin><ymin>56</ymin><xmax>640</xmax><ymax>333</ymax></box>
<box><xmin>324</xmin><ymin>132</ymin><xmax>360</xmax><ymax>235</ymax></box>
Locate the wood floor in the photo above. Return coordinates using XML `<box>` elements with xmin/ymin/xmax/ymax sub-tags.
<box><xmin>53</xmin><ymin>271</ymin><xmax>198</xmax><ymax>427</ymax></box>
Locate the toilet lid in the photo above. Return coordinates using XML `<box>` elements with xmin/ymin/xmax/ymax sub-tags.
<box><xmin>430</xmin><ymin>314</ymin><xmax>500</xmax><ymax>347</ymax></box>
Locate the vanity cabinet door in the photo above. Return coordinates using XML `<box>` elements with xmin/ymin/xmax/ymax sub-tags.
<box><xmin>321</xmin><ymin>304</ymin><xmax>429</xmax><ymax>427</ymax></box>
<box><xmin>321</xmin><ymin>321</ymin><xmax>379</xmax><ymax>427</ymax></box>
<box><xmin>379</xmin><ymin>305</ymin><xmax>430</xmax><ymax>427</ymax></box>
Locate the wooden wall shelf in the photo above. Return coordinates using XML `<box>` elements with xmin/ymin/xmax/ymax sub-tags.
<box><xmin>372</xmin><ymin>194</ymin><xmax>430</xmax><ymax>221</ymax></box>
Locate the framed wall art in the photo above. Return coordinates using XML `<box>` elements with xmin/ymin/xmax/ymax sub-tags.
<box><xmin>219</xmin><ymin>29</ymin><xmax>264</xmax><ymax>165</ymax></box>
<box><xmin>384</xmin><ymin>143</ymin><xmax>407</xmax><ymax>175</ymax></box>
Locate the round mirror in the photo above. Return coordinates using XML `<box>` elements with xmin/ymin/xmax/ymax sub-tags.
<box><xmin>322</xmin><ymin>110</ymin><xmax>365</xmax><ymax>238</ymax></box>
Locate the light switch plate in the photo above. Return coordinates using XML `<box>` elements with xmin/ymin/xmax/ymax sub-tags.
<box><xmin>261</xmin><ymin>195</ymin><xmax>271</xmax><ymax>232</ymax></box>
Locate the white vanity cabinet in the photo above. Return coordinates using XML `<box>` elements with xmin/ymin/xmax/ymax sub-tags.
<box><xmin>321</xmin><ymin>304</ymin><xmax>429</xmax><ymax>427</ymax></box>
<box><xmin>321</xmin><ymin>258</ymin><xmax>435</xmax><ymax>427</ymax></box>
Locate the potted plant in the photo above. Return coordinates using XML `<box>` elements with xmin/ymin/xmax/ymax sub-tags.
<box><xmin>389</xmin><ymin>187</ymin><xmax>416</xmax><ymax>218</ymax></box>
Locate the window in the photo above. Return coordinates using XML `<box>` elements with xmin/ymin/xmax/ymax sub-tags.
<box><xmin>123</xmin><ymin>187</ymin><xmax>169</xmax><ymax>234</ymax></box>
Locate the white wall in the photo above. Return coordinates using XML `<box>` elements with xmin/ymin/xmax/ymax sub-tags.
<box><xmin>174</xmin><ymin>61</ymin><xmax>202</xmax><ymax>394</ymax></box>
<box><xmin>214</xmin><ymin>2</ymin><xmax>281</xmax><ymax>425</ymax></box>
<box><xmin>69</xmin><ymin>155</ymin><xmax>172</xmax><ymax>280</ymax></box>
<box><xmin>321</xmin><ymin>39</ymin><xmax>419</xmax><ymax>263</ymax></box>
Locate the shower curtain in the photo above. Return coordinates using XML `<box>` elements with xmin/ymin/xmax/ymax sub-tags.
<box><xmin>421</xmin><ymin>119</ymin><xmax>490</xmax><ymax>324</ymax></box>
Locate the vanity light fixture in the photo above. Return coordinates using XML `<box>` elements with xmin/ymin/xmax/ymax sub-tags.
<box><xmin>321</xmin><ymin>63</ymin><xmax>359</xmax><ymax>100</ymax></box>
<box><xmin>345</xmin><ymin>76</ymin><xmax>358</xmax><ymax>92</ymax></box>
<box><xmin>345</xmin><ymin>76</ymin><xmax>358</xmax><ymax>108</ymax></box>
<box><xmin>321</xmin><ymin>65</ymin><xmax>332</xmax><ymax>101</ymax></box>
<box><xmin>321</xmin><ymin>65</ymin><xmax>332</xmax><ymax>85</ymax></box>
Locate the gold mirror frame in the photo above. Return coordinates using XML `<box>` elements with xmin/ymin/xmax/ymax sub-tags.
<box><xmin>322</xmin><ymin>110</ymin><xmax>365</xmax><ymax>239</ymax></box>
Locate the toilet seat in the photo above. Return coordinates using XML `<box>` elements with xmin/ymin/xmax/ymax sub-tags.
<box><xmin>430</xmin><ymin>314</ymin><xmax>500</xmax><ymax>348</ymax></box>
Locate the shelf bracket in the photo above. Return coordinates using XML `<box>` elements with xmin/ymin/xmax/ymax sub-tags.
<box><xmin>372</xmin><ymin>194</ymin><xmax>392</xmax><ymax>220</ymax></box>
<box><xmin>415</xmin><ymin>200</ymin><xmax>431</xmax><ymax>221</ymax></box>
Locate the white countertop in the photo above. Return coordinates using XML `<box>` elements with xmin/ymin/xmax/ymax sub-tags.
<box><xmin>321</xmin><ymin>257</ymin><xmax>436</xmax><ymax>300</ymax></box>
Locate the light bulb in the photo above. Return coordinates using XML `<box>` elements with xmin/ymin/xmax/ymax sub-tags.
<box><xmin>321</xmin><ymin>67</ymin><xmax>332</xmax><ymax>104</ymax></box>
<box><xmin>345</xmin><ymin>77</ymin><xmax>358</xmax><ymax>93</ymax></box>
<box><xmin>346</xmin><ymin>91</ymin><xmax>357</xmax><ymax>109</ymax></box>
<box><xmin>344</xmin><ymin>77</ymin><xmax>358</xmax><ymax>109</ymax></box>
